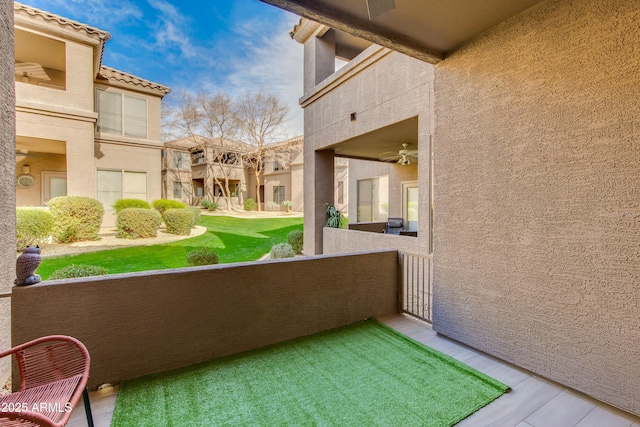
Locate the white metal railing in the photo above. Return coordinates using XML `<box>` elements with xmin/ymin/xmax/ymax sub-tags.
<box><xmin>400</xmin><ymin>252</ymin><xmax>433</xmax><ymax>323</ymax></box>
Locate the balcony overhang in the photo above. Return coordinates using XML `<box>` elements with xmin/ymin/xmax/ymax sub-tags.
<box><xmin>265</xmin><ymin>0</ymin><xmax>544</xmax><ymax>63</ymax></box>
<box><xmin>325</xmin><ymin>116</ymin><xmax>418</xmax><ymax>163</ymax></box>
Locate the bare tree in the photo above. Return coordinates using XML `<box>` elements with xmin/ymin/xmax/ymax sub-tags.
<box><xmin>237</xmin><ymin>89</ymin><xmax>289</xmax><ymax>211</ymax></box>
<box><xmin>166</xmin><ymin>91</ymin><xmax>241</xmax><ymax>209</ymax></box>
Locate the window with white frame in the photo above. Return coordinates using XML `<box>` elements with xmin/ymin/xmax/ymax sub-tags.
<box><xmin>96</xmin><ymin>89</ymin><xmax>148</xmax><ymax>138</ymax></box>
<box><xmin>273</xmin><ymin>185</ymin><xmax>286</xmax><ymax>204</ymax></box>
<box><xmin>97</xmin><ymin>170</ymin><xmax>147</xmax><ymax>210</ymax></box>
<box><xmin>357</xmin><ymin>175</ymin><xmax>389</xmax><ymax>222</ymax></box>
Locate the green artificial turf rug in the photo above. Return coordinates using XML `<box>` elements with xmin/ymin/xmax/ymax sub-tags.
<box><xmin>111</xmin><ymin>319</ymin><xmax>509</xmax><ymax>427</ymax></box>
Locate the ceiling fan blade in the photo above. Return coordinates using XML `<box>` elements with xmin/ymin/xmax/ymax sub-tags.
<box><xmin>379</xmin><ymin>154</ymin><xmax>401</xmax><ymax>161</ymax></box>
<box><xmin>366</xmin><ymin>0</ymin><xmax>396</xmax><ymax>19</ymax></box>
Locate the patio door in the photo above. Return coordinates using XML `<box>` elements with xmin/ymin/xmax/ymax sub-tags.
<box><xmin>42</xmin><ymin>171</ymin><xmax>67</xmax><ymax>204</ymax></box>
<box><xmin>402</xmin><ymin>181</ymin><xmax>418</xmax><ymax>232</ymax></box>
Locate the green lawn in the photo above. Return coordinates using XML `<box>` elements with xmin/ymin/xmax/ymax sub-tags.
<box><xmin>37</xmin><ymin>216</ymin><xmax>303</xmax><ymax>280</ymax></box>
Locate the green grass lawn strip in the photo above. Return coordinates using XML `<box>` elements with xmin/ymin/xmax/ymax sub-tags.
<box><xmin>37</xmin><ymin>216</ymin><xmax>302</xmax><ymax>279</ymax></box>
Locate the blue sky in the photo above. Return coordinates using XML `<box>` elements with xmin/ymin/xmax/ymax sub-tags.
<box><xmin>21</xmin><ymin>0</ymin><xmax>304</xmax><ymax>137</ymax></box>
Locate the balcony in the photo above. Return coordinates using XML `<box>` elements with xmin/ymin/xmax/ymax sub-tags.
<box><xmin>7</xmin><ymin>250</ymin><xmax>640</xmax><ymax>426</ymax></box>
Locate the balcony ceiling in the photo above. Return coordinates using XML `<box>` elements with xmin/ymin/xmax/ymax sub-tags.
<box><xmin>263</xmin><ymin>0</ymin><xmax>544</xmax><ymax>63</ymax></box>
<box><xmin>327</xmin><ymin>117</ymin><xmax>418</xmax><ymax>163</ymax></box>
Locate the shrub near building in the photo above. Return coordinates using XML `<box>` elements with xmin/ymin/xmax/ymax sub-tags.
<box><xmin>287</xmin><ymin>229</ymin><xmax>303</xmax><ymax>254</ymax></box>
<box><xmin>116</xmin><ymin>208</ymin><xmax>162</xmax><ymax>239</ymax></box>
<box><xmin>152</xmin><ymin>199</ymin><xmax>186</xmax><ymax>219</ymax></box>
<box><xmin>16</xmin><ymin>207</ymin><xmax>54</xmax><ymax>251</ymax></box>
<box><xmin>164</xmin><ymin>208</ymin><xmax>193</xmax><ymax>235</ymax></box>
<box><xmin>112</xmin><ymin>198</ymin><xmax>151</xmax><ymax>213</ymax></box>
<box><xmin>47</xmin><ymin>196</ymin><xmax>104</xmax><ymax>243</ymax></box>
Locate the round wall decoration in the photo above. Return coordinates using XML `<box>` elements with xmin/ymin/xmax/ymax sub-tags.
<box><xmin>16</xmin><ymin>173</ymin><xmax>35</xmax><ymax>189</ymax></box>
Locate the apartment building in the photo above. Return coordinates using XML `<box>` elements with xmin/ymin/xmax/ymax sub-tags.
<box><xmin>14</xmin><ymin>2</ymin><xmax>170</xmax><ymax>225</ymax></box>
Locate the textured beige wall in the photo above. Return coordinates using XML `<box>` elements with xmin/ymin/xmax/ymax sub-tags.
<box><xmin>302</xmin><ymin>48</ymin><xmax>432</xmax><ymax>254</ymax></box>
<box><xmin>324</xmin><ymin>228</ymin><xmax>417</xmax><ymax>255</ymax></box>
<box><xmin>16</xmin><ymin>111</ymin><xmax>96</xmax><ymax>199</ymax></box>
<box><xmin>433</xmin><ymin>0</ymin><xmax>640</xmax><ymax>415</ymax></box>
<box><xmin>0</xmin><ymin>0</ymin><xmax>15</xmax><ymax>386</ymax></box>
<box><xmin>16</xmin><ymin>153</ymin><xmax>66</xmax><ymax>206</ymax></box>
<box><xmin>348</xmin><ymin>159</ymin><xmax>418</xmax><ymax>223</ymax></box>
<box><xmin>12</xmin><ymin>251</ymin><xmax>398</xmax><ymax>388</ymax></box>
<box><xmin>15</xmin><ymin>31</ymin><xmax>95</xmax><ymax>113</ymax></box>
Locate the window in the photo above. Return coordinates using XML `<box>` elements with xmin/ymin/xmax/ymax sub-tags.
<box><xmin>173</xmin><ymin>182</ymin><xmax>191</xmax><ymax>200</ymax></box>
<box><xmin>273</xmin><ymin>160</ymin><xmax>285</xmax><ymax>171</ymax></box>
<box><xmin>97</xmin><ymin>170</ymin><xmax>147</xmax><ymax>210</ymax></box>
<box><xmin>357</xmin><ymin>176</ymin><xmax>389</xmax><ymax>222</ymax></box>
<box><xmin>273</xmin><ymin>186</ymin><xmax>285</xmax><ymax>204</ymax></box>
<box><xmin>173</xmin><ymin>151</ymin><xmax>191</xmax><ymax>169</ymax></box>
<box><xmin>96</xmin><ymin>90</ymin><xmax>147</xmax><ymax>138</ymax></box>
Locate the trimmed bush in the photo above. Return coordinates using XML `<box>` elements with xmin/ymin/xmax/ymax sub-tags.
<box><xmin>188</xmin><ymin>207</ymin><xmax>201</xmax><ymax>227</ymax></box>
<box><xmin>270</xmin><ymin>243</ymin><xmax>295</xmax><ymax>259</ymax></box>
<box><xmin>164</xmin><ymin>208</ymin><xmax>193</xmax><ymax>235</ymax></box>
<box><xmin>201</xmin><ymin>200</ymin><xmax>218</xmax><ymax>211</ymax></box>
<box><xmin>47</xmin><ymin>196</ymin><xmax>104</xmax><ymax>243</ymax></box>
<box><xmin>186</xmin><ymin>248</ymin><xmax>219</xmax><ymax>266</ymax></box>
<box><xmin>112</xmin><ymin>198</ymin><xmax>151</xmax><ymax>213</ymax></box>
<box><xmin>287</xmin><ymin>229</ymin><xmax>304</xmax><ymax>254</ymax></box>
<box><xmin>48</xmin><ymin>264</ymin><xmax>108</xmax><ymax>280</ymax></box>
<box><xmin>244</xmin><ymin>198</ymin><xmax>256</xmax><ymax>211</ymax></box>
<box><xmin>153</xmin><ymin>199</ymin><xmax>186</xmax><ymax>218</ymax></box>
<box><xmin>16</xmin><ymin>207</ymin><xmax>54</xmax><ymax>251</ymax></box>
<box><xmin>116</xmin><ymin>208</ymin><xmax>161</xmax><ymax>239</ymax></box>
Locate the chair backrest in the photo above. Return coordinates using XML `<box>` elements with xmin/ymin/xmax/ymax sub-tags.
<box><xmin>385</xmin><ymin>218</ymin><xmax>403</xmax><ymax>235</ymax></box>
<box><xmin>16</xmin><ymin>336</ymin><xmax>90</xmax><ymax>390</ymax></box>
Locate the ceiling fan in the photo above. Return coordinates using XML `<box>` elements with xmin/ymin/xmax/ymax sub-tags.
<box><xmin>366</xmin><ymin>0</ymin><xmax>396</xmax><ymax>19</ymax></box>
<box><xmin>380</xmin><ymin>143</ymin><xmax>418</xmax><ymax>165</ymax></box>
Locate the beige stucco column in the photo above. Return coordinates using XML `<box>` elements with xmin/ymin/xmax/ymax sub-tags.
<box><xmin>303</xmin><ymin>149</ymin><xmax>334</xmax><ymax>255</ymax></box>
<box><xmin>0</xmin><ymin>0</ymin><xmax>16</xmax><ymax>385</ymax></box>
<box><xmin>303</xmin><ymin>28</ymin><xmax>335</xmax><ymax>93</ymax></box>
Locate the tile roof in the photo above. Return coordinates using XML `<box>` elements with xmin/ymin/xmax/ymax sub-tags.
<box><xmin>98</xmin><ymin>66</ymin><xmax>171</xmax><ymax>96</ymax></box>
<box><xmin>14</xmin><ymin>2</ymin><xmax>111</xmax><ymax>41</ymax></box>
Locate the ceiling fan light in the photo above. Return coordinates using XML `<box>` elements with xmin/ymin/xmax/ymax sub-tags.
<box><xmin>397</xmin><ymin>156</ymin><xmax>411</xmax><ymax>166</ymax></box>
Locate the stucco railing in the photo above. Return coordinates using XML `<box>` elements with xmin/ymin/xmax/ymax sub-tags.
<box><xmin>323</xmin><ymin>227</ymin><xmax>419</xmax><ymax>255</ymax></box>
<box><xmin>11</xmin><ymin>251</ymin><xmax>398</xmax><ymax>389</ymax></box>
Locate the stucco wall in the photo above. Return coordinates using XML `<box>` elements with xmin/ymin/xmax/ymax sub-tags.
<box><xmin>348</xmin><ymin>159</ymin><xmax>418</xmax><ymax>224</ymax></box>
<box><xmin>324</xmin><ymin>228</ymin><xmax>418</xmax><ymax>256</ymax></box>
<box><xmin>433</xmin><ymin>0</ymin><xmax>640</xmax><ymax>415</ymax></box>
<box><xmin>14</xmin><ymin>32</ymin><xmax>95</xmax><ymax>113</ymax></box>
<box><xmin>302</xmin><ymin>47</ymin><xmax>432</xmax><ymax>254</ymax></box>
<box><xmin>16</xmin><ymin>110</ymin><xmax>96</xmax><ymax>199</ymax></box>
<box><xmin>0</xmin><ymin>0</ymin><xmax>14</xmax><ymax>386</ymax></box>
<box><xmin>16</xmin><ymin>153</ymin><xmax>65</xmax><ymax>206</ymax></box>
<box><xmin>12</xmin><ymin>251</ymin><xmax>398</xmax><ymax>388</ymax></box>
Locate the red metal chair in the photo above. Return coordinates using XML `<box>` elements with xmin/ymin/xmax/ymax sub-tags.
<box><xmin>0</xmin><ymin>336</ymin><xmax>93</xmax><ymax>427</ymax></box>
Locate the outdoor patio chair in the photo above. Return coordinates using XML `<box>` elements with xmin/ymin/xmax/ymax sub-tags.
<box><xmin>0</xmin><ymin>335</ymin><xmax>93</xmax><ymax>427</ymax></box>
<box><xmin>385</xmin><ymin>218</ymin><xmax>404</xmax><ymax>235</ymax></box>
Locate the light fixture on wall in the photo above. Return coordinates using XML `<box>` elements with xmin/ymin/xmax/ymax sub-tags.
<box><xmin>16</xmin><ymin>165</ymin><xmax>35</xmax><ymax>189</ymax></box>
